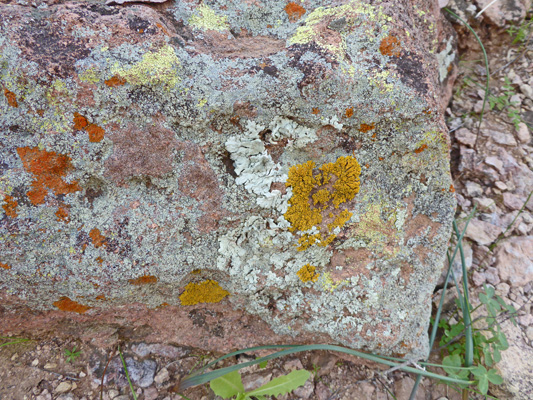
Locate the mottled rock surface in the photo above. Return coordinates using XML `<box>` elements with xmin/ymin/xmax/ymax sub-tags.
<box><xmin>1</xmin><ymin>0</ymin><xmax>457</xmax><ymax>358</ymax></box>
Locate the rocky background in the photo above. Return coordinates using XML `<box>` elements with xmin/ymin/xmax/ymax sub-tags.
<box><xmin>1</xmin><ymin>0</ymin><xmax>533</xmax><ymax>399</ymax></box>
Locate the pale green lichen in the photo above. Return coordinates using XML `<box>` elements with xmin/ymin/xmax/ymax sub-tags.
<box><xmin>78</xmin><ymin>67</ymin><xmax>101</xmax><ymax>84</ymax></box>
<box><xmin>111</xmin><ymin>45</ymin><xmax>181</xmax><ymax>89</ymax></box>
<box><xmin>188</xmin><ymin>4</ymin><xmax>229</xmax><ymax>32</ymax></box>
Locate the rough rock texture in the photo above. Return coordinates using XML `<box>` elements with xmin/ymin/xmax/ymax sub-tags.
<box><xmin>0</xmin><ymin>0</ymin><xmax>457</xmax><ymax>359</ymax></box>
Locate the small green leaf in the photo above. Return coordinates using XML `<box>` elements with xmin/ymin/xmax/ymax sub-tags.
<box><xmin>471</xmin><ymin>365</ymin><xmax>487</xmax><ymax>377</ymax></box>
<box><xmin>246</xmin><ymin>370</ymin><xmax>310</xmax><ymax>397</ymax></box>
<box><xmin>487</xmin><ymin>369</ymin><xmax>504</xmax><ymax>385</ymax></box>
<box><xmin>259</xmin><ymin>360</ymin><xmax>268</xmax><ymax>369</ymax></box>
<box><xmin>210</xmin><ymin>370</ymin><xmax>244</xmax><ymax>399</ymax></box>
<box><xmin>477</xmin><ymin>374</ymin><xmax>489</xmax><ymax>395</ymax></box>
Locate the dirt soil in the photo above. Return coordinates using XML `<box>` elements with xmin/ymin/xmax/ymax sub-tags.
<box><xmin>1</xmin><ymin>2</ymin><xmax>533</xmax><ymax>400</ymax></box>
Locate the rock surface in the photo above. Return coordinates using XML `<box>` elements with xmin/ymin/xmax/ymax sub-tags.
<box><xmin>0</xmin><ymin>0</ymin><xmax>456</xmax><ymax>358</ymax></box>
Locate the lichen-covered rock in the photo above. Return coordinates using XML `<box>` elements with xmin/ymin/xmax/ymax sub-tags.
<box><xmin>0</xmin><ymin>0</ymin><xmax>457</xmax><ymax>359</ymax></box>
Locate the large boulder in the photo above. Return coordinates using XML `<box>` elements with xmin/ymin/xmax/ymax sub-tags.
<box><xmin>0</xmin><ymin>0</ymin><xmax>456</xmax><ymax>359</ymax></box>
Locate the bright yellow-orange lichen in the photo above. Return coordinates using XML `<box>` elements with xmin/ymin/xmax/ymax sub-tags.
<box><xmin>129</xmin><ymin>275</ymin><xmax>158</xmax><ymax>285</ymax></box>
<box><xmin>414</xmin><ymin>144</ymin><xmax>428</xmax><ymax>153</ymax></box>
<box><xmin>179</xmin><ymin>279</ymin><xmax>229</xmax><ymax>306</ymax></box>
<box><xmin>379</xmin><ymin>35</ymin><xmax>401</xmax><ymax>57</ymax></box>
<box><xmin>285</xmin><ymin>2</ymin><xmax>306</xmax><ymax>22</ymax></box>
<box><xmin>73</xmin><ymin>112</ymin><xmax>88</xmax><ymax>130</ymax></box>
<box><xmin>104</xmin><ymin>75</ymin><xmax>127</xmax><ymax>87</ymax></box>
<box><xmin>297</xmin><ymin>264</ymin><xmax>319</xmax><ymax>282</ymax></box>
<box><xmin>16</xmin><ymin>147</ymin><xmax>80</xmax><ymax>205</ymax></box>
<box><xmin>3</xmin><ymin>195</ymin><xmax>18</xmax><ymax>218</ymax></box>
<box><xmin>3</xmin><ymin>88</ymin><xmax>18</xmax><ymax>107</ymax></box>
<box><xmin>55</xmin><ymin>205</ymin><xmax>69</xmax><ymax>222</ymax></box>
<box><xmin>86</xmin><ymin>123</ymin><xmax>105</xmax><ymax>142</ymax></box>
<box><xmin>359</xmin><ymin>123</ymin><xmax>375</xmax><ymax>133</ymax></box>
<box><xmin>312</xmin><ymin>108</ymin><xmax>320</xmax><ymax>115</ymax></box>
<box><xmin>0</xmin><ymin>263</ymin><xmax>11</xmax><ymax>270</ymax></box>
<box><xmin>284</xmin><ymin>156</ymin><xmax>361</xmax><ymax>251</ymax></box>
<box><xmin>345</xmin><ymin>107</ymin><xmax>354</xmax><ymax>118</ymax></box>
<box><xmin>53</xmin><ymin>297</ymin><xmax>91</xmax><ymax>314</ymax></box>
<box><xmin>89</xmin><ymin>228</ymin><xmax>107</xmax><ymax>248</ymax></box>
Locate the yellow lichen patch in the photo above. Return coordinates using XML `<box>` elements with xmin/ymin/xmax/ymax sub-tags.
<box><xmin>111</xmin><ymin>45</ymin><xmax>181</xmax><ymax>89</ymax></box>
<box><xmin>179</xmin><ymin>279</ymin><xmax>229</xmax><ymax>306</ymax></box>
<box><xmin>297</xmin><ymin>264</ymin><xmax>319</xmax><ymax>282</ymax></box>
<box><xmin>285</xmin><ymin>156</ymin><xmax>361</xmax><ymax>251</ymax></box>
<box><xmin>188</xmin><ymin>4</ymin><xmax>229</xmax><ymax>32</ymax></box>
<box><xmin>320</xmin><ymin>156</ymin><xmax>361</xmax><ymax>208</ymax></box>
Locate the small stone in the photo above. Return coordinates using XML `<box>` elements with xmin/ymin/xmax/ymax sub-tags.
<box><xmin>113</xmin><ymin>396</ymin><xmax>130</xmax><ymax>400</ymax></box>
<box><xmin>473</xmin><ymin>197</ymin><xmax>496</xmax><ymax>211</ymax></box>
<box><xmin>465</xmin><ymin>219</ymin><xmax>502</xmax><ymax>245</ymax></box>
<box><xmin>485</xmin><ymin>156</ymin><xmax>504</xmax><ymax>173</ymax></box>
<box><xmin>519</xmin><ymin>313</ymin><xmax>533</xmax><ymax>327</ymax></box>
<box><xmin>154</xmin><ymin>367</ymin><xmax>170</xmax><ymax>385</ymax></box>
<box><xmin>487</xmin><ymin>127</ymin><xmax>518</xmax><ymax>145</ymax></box>
<box><xmin>79</xmin><ymin>371</ymin><xmax>86</xmax><ymax>378</ymax></box>
<box><xmin>510</xmin><ymin>94</ymin><xmax>522</xmax><ymax>105</ymax></box>
<box><xmin>517</xmin><ymin>222</ymin><xmax>529</xmax><ymax>235</ymax></box>
<box><xmin>11</xmin><ymin>353</ymin><xmax>18</xmax><ymax>361</ymax></box>
<box><xmin>31</xmin><ymin>358</ymin><xmax>39</xmax><ymax>366</ymax></box>
<box><xmin>107</xmin><ymin>389</ymin><xmax>119</xmax><ymax>399</ymax></box>
<box><xmin>472</xmin><ymin>270</ymin><xmax>486</xmax><ymax>287</ymax></box>
<box><xmin>485</xmin><ymin>267</ymin><xmax>500</xmax><ymax>285</ymax></box>
<box><xmin>292</xmin><ymin>379</ymin><xmax>314</xmax><ymax>399</ymax></box>
<box><xmin>495</xmin><ymin>236</ymin><xmax>533</xmax><ymax>287</ymax></box>
<box><xmin>496</xmin><ymin>282</ymin><xmax>510</xmax><ymax>297</ymax></box>
<box><xmin>44</xmin><ymin>363</ymin><xmax>57</xmax><ymax>369</ymax></box>
<box><xmin>465</xmin><ymin>181</ymin><xmax>483</xmax><ymax>197</ymax></box>
<box><xmin>54</xmin><ymin>382</ymin><xmax>72</xmax><ymax>393</ymax></box>
<box><xmin>520</xmin><ymin>84</ymin><xmax>533</xmax><ymax>100</ymax></box>
<box><xmin>315</xmin><ymin>381</ymin><xmax>332</xmax><ymax>400</ymax></box>
<box><xmin>495</xmin><ymin>181</ymin><xmax>508</xmax><ymax>191</ymax></box>
<box><xmin>455</xmin><ymin>128</ymin><xmax>477</xmax><ymax>147</ymax></box>
<box><xmin>526</xmin><ymin>327</ymin><xmax>533</xmax><ymax>342</ymax></box>
<box><xmin>143</xmin><ymin>387</ymin><xmax>159</xmax><ymax>400</ymax></box>
<box><xmin>517</xmin><ymin>122</ymin><xmax>531</xmax><ymax>143</ymax></box>
<box><xmin>283</xmin><ymin>359</ymin><xmax>304</xmax><ymax>372</ymax></box>
<box><xmin>503</xmin><ymin>193</ymin><xmax>525</xmax><ymax>211</ymax></box>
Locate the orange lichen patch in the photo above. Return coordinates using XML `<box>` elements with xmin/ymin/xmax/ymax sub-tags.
<box><xmin>89</xmin><ymin>228</ymin><xmax>107</xmax><ymax>248</ymax></box>
<box><xmin>129</xmin><ymin>275</ymin><xmax>158</xmax><ymax>285</ymax></box>
<box><xmin>414</xmin><ymin>144</ymin><xmax>428</xmax><ymax>154</ymax></box>
<box><xmin>2</xmin><ymin>195</ymin><xmax>18</xmax><ymax>218</ymax></box>
<box><xmin>16</xmin><ymin>147</ymin><xmax>80</xmax><ymax>205</ymax></box>
<box><xmin>359</xmin><ymin>123</ymin><xmax>375</xmax><ymax>133</ymax></box>
<box><xmin>379</xmin><ymin>35</ymin><xmax>401</xmax><ymax>57</ymax></box>
<box><xmin>95</xmin><ymin>257</ymin><xmax>104</xmax><ymax>264</ymax></box>
<box><xmin>73</xmin><ymin>112</ymin><xmax>88</xmax><ymax>130</ymax></box>
<box><xmin>450</xmin><ymin>184</ymin><xmax>455</xmax><ymax>193</ymax></box>
<box><xmin>36</xmin><ymin>109</ymin><xmax>45</xmax><ymax>117</ymax></box>
<box><xmin>297</xmin><ymin>264</ymin><xmax>319</xmax><ymax>283</ymax></box>
<box><xmin>191</xmin><ymin>269</ymin><xmax>202</xmax><ymax>274</ymax></box>
<box><xmin>53</xmin><ymin>297</ymin><xmax>91</xmax><ymax>314</ymax></box>
<box><xmin>95</xmin><ymin>294</ymin><xmax>106</xmax><ymax>300</ymax></box>
<box><xmin>3</xmin><ymin>88</ymin><xmax>18</xmax><ymax>107</ymax></box>
<box><xmin>155</xmin><ymin>23</ymin><xmax>170</xmax><ymax>36</ymax></box>
<box><xmin>86</xmin><ymin>123</ymin><xmax>105</xmax><ymax>142</ymax></box>
<box><xmin>285</xmin><ymin>2</ymin><xmax>306</xmax><ymax>22</ymax></box>
<box><xmin>0</xmin><ymin>263</ymin><xmax>12</xmax><ymax>270</ymax></box>
<box><xmin>55</xmin><ymin>205</ymin><xmax>69</xmax><ymax>222</ymax></box>
<box><xmin>345</xmin><ymin>107</ymin><xmax>354</xmax><ymax>118</ymax></box>
<box><xmin>104</xmin><ymin>75</ymin><xmax>127</xmax><ymax>87</ymax></box>
<box><xmin>285</xmin><ymin>156</ymin><xmax>361</xmax><ymax>251</ymax></box>
<box><xmin>312</xmin><ymin>108</ymin><xmax>320</xmax><ymax>115</ymax></box>
<box><xmin>179</xmin><ymin>279</ymin><xmax>229</xmax><ymax>306</ymax></box>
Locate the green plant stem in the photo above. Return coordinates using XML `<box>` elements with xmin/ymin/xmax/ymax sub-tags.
<box><xmin>118</xmin><ymin>345</ymin><xmax>138</xmax><ymax>400</ymax></box>
<box><xmin>443</xmin><ymin>7</ymin><xmax>490</xmax><ymax>148</ymax></box>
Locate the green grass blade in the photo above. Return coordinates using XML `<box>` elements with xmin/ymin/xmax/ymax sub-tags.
<box><xmin>180</xmin><ymin>344</ymin><xmax>473</xmax><ymax>391</ymax></box>
<box><xmin>409</xmin><ymin>211</ymin><xmax>477</xmax><ymax>400</ymax></box>
<box><xmin>444</xmin><ymin>7</ymin><xmax>490</xmax><ymax>143</ymax></box>
<box><xmin>0</xmin><ymin>338</ymin><xmax>30</xmax><ymax>347</ymax></box>
<box><xmin>118</xmin><ymin>345</ymin><xmax>138</xmax><ymax>400</ymax></box>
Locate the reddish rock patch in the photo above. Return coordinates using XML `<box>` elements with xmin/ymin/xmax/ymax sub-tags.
<box><xmin>129</xmin><ymin>275</ymin><xmax>158</xmax><ymax>285</ymax></box>
<box><xmin>17</xmin><ymin>147</ymin><xmax>80</xmax><ymax>205</ymax></box>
